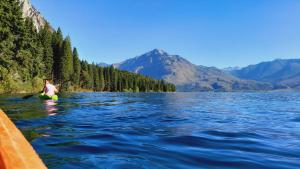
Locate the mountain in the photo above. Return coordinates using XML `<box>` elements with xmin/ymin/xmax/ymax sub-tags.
<box><xmin>97</xmin><ymin>62</ymin><xmax>110</xmax><ymax>67</ymax></box>
<box><xmin>19</xmin><ymin>0</ymin><xmax>47</xmax><ymax>31</ymax></box>
<box><xmin>223</xmin><ymin>66</ymin><xmax>240</xmax><ymax>72</ymax></box>
<box><xmin>114</xmin><ymin>49</ymin><xmax>273</xmax><ymax>91</ymax></box>
<box><xmin>231</xmin><ymin>59</ymin><xmax>300</xmax><ymax>89</ymax></box>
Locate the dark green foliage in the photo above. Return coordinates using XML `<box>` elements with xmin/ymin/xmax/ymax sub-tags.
<box><xmin>0</xmin><ymin>0</ymin><xmax>176</xmax><ymax>93</ymax></box>
<box><xmin>87</xmin><ymin>64</ymin><xmax>94</xmax><ymax>89</ymax></box>
<box><xmin>93</xmin><ymin>65</ymin><xmax>100</xmax><ymax>91</ymax></box>
<box><xmin>39</xmin><ymin>22</ymin><xmax>53</xmax><ymax>78</ymax></box>
<box><xmin>72</xmin><ymin>48</ymin><xmax>81</xmax><ymax>87</ymax></box>
<box><xmin>52</xmin><ymin>27</ymin><xmax>63</xmax><ymax>83</ymax></box>
<box><xmin>0</xmin><ymin>0</ymin><xmax>44</xmax><ymax>93</ymax></box>
<box><xmin>93</xmin><ymin>68</ymin><xmax>175</xmax><ymax>92</ymax></box>
<box><xmin>59</xmin><ymin>36</ymin><xmax>73</xmax><ymax>91</ymax></box>
<box><xmin>98</xmin><ymin>67</ymin><xmax>105</xmax><ymax>91</ymax></box>
<box><xmin>80</xmin><ymin>60</ymin><xmax>90</xmax><ymax>89</ymax></box>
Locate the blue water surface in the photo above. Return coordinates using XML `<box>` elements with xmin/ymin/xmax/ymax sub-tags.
<box><xmin>1</xmin><ymin>92</ymin><xmax>300</xmax><ymax>169</ymax></box>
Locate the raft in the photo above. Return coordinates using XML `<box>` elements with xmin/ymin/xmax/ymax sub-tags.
<box><xmin>0</xmin><ymin>109</ymin><xmax>47</xmax><ymax>169</ymax></box>
<box><xmin>39</xmin><ymin>93</ymin><xmax>58</xmax><ymax>101</ymax></box>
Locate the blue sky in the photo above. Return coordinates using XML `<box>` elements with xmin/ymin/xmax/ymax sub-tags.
<box><xmin>31</xmin><ymin>0</ymin><xmax>300</xmax><ymax>68</ymax></box>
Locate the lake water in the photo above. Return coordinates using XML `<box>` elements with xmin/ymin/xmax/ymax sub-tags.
<box><xmin>1</xmin><ymin>92</ymin><xmax>300</xmax><ymax>169</ymax></box>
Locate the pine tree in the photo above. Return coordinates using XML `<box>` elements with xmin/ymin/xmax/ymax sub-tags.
<box><xmin>0</xmin><ymin>0</ymin><xmax>18</xmax><ymax>92</ymax></box>
<box><xmin>98</xmin><ymin>67</ymin><xmax>105</xmax><ymax>91</ymax></box>
<box><xmin>0</xmin><ymin>0</ymin><xmax>19</xmax><ymax>78</ymax></box>
<box><xmin>52</xmin><ymin>28</ymin><xmax>63</xmax><ymax>82</ymax></box>
<box><xmin>87</xmin><ymin>64</ymin><xmax>94</xmax><ymax>89</ymax></box>
<box><xmin>60</xmin><ymin>36</ymin><xmax>73</xmax><ymax>91</ymax></box>
<box><xmin>112</xmin><ymin>71</ymin><xmax>118</xmax><ymax>91</ymax></box>
<box><xmin>72</xmin><ymin>48</ymin><xmax>81</xmax><ymax>87</ymax></box>
<box><xmin>93</xmin><ymin>66</ymin><xmax>100</xmax><ymax>91</ymax></box>
<box><xmin>80</xmin><ymin>60</ymin><xmax>89</xmax><ymax>89</ymax></box>
<box><xmin>118</xmin><ymin>76</ymin><xmax>122</xmax><ymax>92</ymax></box>
<box><xmin>3</xmin><ymin>0</ymin><xmax>25</xmax><ymax>54</ymax></box>
<box><xmin>39</xmin><ymin>22</ymin><xmax>53</xmax><ymax>78</ymax></box>
<box><xmin>133</xmin><ymin>78</ymin><xmax>139</xmax><ymax>92</ymax></box>
<box><xmin>109</xmin><ymin>65</ymin><xmax>114</xmax><ymax>91</ymax></box>
<box><xmin>18</xmin><ymin>17</ymin><xmax>44</xmax><ymax>80</ymax></box>
<box><xmin>104</xmin><ymin>67</ymin><xmax>111</xmax><ymax>91</ymax></box>
<box><xmin>124</xmin><ymin>78</ymin><xmax>129</xmax><ymax>91</ymax></box>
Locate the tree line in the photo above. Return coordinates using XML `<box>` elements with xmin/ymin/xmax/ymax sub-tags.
<box><xmin>0</xmin><ymin>0</ymin><xmax>175</xmax><ymax>93</ymax></box>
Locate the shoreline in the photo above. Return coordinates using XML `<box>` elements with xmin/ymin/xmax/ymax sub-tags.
<box><xmin>0</xmin><ymin>89</ymin><xmax>298</xmax><ymax>95</ymax></box>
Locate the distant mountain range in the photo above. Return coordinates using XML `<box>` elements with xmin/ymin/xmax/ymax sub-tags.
<box><xmin>112</xmin><ymin>49</ymin><xmax>277</xmax><ymax>91</ymax></box>
<box><xmin>231</xmin><ymin>59</ymin><xmax>300</xmax><ymax>90</ymax></box>
<box><xmin>223</xmin><ymin>66</ymin><xmax>240</xmax><ymax>72</ymax></box>
<box><xmin>97</xmin><ymin>62</ymin><xmax>110</xmax><ymax>67</ymax></box>
<box><xmin>110</xmin><ymin>49</ymin><xmax>300</xmax><ymax>91</ymax></box>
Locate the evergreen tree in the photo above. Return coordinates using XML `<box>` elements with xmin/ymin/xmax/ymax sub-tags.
<box><xmin>93</xmin><ymin>66</ymin><xmax>100</xmax><ymax>91</ymax></box>
<box><xmin>52</xmin><ymin>28</ymin><xmax>63</xmax><ymax>82</ymax></box>
<box><xmin>109</xmin><ymin>65</ymin><xmax>114</xmax><ymax>91</ymax></box>
<box><xmin>60</xmin><ymin>36</ymin><xmax>73</xmax><ymax>90</ymax></box>
<box><xmin>112</xmin><ymin>71</ymin><xmax>118</xmax><ymax>91</ymax></box>
<box><xmin>0</xmin><ymin>0</ymin><xmax>21</xmax><ymax>92</ymax></box>
<box><xmin>104</xmin><ymin>67</ymin><xmax>111</xmax><ymax>91</ymax></box>
<box><xmin>123</xmin><ymin>78</ymin><xmax>129</xmax><ymax>91</ymax></box>
<box><xmin>87</xmin><ymin>64</ymin><xmax>94</xmax><ymax>89</ymax></box>
<box><xmin>98</xmin><ymin>67</ymin><xmax>105</xmax><ymax>91</ymax></box>
<box><xmin>0</xmin><ymin>0</ymin><xmax>20</xmax><ymax>79</ymax></box>
<box><xmin>133</xmin><ymin>78</ymin><xmax>138</xmax><ymax>92</ymax></box>
<box><xmin>80</xmin><ymin>60</ymin><xmax>89</xmax><ymax>89</ymax></box>
<box><xmin>18</xmin><ymin>17</ymin><xmax>44</xmax><ymax>80</ymax></box>
<box><xmin>118</xmin><ymin>76</ymin><xmax>122</xmax><ymax>92</ymax></box>
<box><xmin>39</xmin><ymin>22</ymin><xmax>53</xmax><ymax>78</ymax></box>
<box><xmin>72</xmin><ymin>48</ymin><xmax>81</xmax><ymax>87</ymax></box>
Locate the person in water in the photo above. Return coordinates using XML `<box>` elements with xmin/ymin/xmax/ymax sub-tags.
<box><xmin>43</xmin><ymin>79</ymin><xmax>58</xmax><ymax>97</ymax></box>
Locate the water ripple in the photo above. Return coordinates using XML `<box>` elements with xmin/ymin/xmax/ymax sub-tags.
<box><xmin>1</xmin><ymin>92</ymin><xmax>300</xmax><ymax>169</ymax></box>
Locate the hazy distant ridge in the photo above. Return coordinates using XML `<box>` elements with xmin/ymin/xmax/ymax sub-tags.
<box><xmin>231</xmin><ymin>59</ymin><xmax>300</xmax><ymax>89</ymax></box>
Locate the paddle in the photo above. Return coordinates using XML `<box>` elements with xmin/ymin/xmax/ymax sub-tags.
<box><xmin>22</xmin><ymin>90</ymin><xmax>44</xmax><ymax>99</ymax></box>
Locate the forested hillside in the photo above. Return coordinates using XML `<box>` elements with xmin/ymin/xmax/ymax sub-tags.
<box><xmin>0</xmin><ymin>0</ymin><xmax>175</xmax><ymax>93</ymax></box>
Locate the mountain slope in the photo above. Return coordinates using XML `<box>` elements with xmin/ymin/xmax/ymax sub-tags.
<box><xmin>231</xmin><ymin>59</ymin><xmax>300</xmax><ymax>88</ymax></box>
<box><xmin>115</xmin><ymin>49</ymin><xmax>273</xmax><ymax>91</ymax></box>
<box><xmin>115</xmin><ymin>49</ymin><xmax>192</xmax><ymax>82</ymax></box>
<box><xmin>97</xmin><ymin>62</ymin><xmax>110</xmax><ymax>67</ymax></box>
<box><xmin>19</xmin><ymin>0</ymin><xmax>47</xmax><ymax>31</ymax></box>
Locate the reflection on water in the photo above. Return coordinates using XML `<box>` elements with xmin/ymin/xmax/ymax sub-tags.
<box><xmin>44</xmin><ymin>100</ymin><xmax>58</xmax><ymax>116</ymax></box>
<box><xmin>1</xmin><ymin>92</ymin><xmax>300</xmax><ymax>169</ymax></box>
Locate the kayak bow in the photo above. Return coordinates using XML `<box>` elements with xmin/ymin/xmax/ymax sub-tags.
<box><xmin>0</xmin><ymin>109</ymin><xmax>47</xmax><ymax>169</ymax></box>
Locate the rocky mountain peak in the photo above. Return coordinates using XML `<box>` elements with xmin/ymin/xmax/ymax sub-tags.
<box><xmin>145</xmin><ymin>49</ymin><xmax>169</xmax><ymax>57</ymax></box>
<box><xmin>19</xmin><ymin>0</ymin><xmax>47</xmax><ymax>31</ymax></box>
<box><xmin>115</xmin><ymin>49</ymin><xmax>274</xmax><ymax>91</ymax></box>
